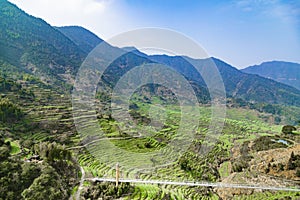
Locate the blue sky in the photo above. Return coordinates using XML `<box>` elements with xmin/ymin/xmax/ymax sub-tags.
<box><xmin>8</xmin><ymin>0</ymin><xmax>300</xmax><ymax>68</ymax></box>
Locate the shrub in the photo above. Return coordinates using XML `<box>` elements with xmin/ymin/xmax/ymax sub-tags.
<box><xmin>296</xmin><ymin>168</ymin><xmax>300</xmax><ymax>177</ymax></box>
<box><xmin>0</xmin><ymin>98</ymin><xmax>23</xmax><ymax>123</ymax></box>
<box><xmin>282</xmin><ymin>125</ymin><xmax>296</xmax><ymax>134</ymax></box>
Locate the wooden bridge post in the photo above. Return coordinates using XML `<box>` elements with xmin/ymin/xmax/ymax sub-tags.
<box><xmin>116</xmin><ymin>163</ymin><xmax>120</xmax><ymax>187</ymax></box>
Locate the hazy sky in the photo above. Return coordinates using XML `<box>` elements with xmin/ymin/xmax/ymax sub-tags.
<box><xmin>8</xmin><ymin>0</ymin><xmax>300</xmax><ymax>69</ymax></box>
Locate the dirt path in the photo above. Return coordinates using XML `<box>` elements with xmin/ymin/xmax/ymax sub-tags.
<box><xmin>75</xmin><ymin>166</ymin><xmax>85</xmax><ymax>200</ymax></box>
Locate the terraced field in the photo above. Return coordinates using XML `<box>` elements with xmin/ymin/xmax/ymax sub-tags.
<box><xmin>74</xmin><ymin>98</ymin><xmax>300</xmax><ymax>199</ymax></box>
<box><xmin>2</xmin><ymin>74</ymin><xmax>298</xmax><ymax>199</ymax></box>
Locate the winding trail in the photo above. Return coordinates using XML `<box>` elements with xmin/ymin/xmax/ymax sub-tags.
<box><xmin>75</xmin><ymin>167</ymin><xmax>85</xmax><ymax>200</ymax></box>
<box><xmin>70</xmin><ymin>135</ymin><xmax>141</xmax><ymax>199</ymax></box>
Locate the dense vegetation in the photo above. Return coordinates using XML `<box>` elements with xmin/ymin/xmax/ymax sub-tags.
<box><xmin>0</xmin><ymin>0</ymin><xmax>84</xmax><ymax>91</ymax></box>
<box><xmin>0</xmin><ymin>134</ymin><xmax>79</xmax><ymax>200</ymax></box>
<box><xmin>0</xmin><ymin>97</ymin><xmax>23</xmax><ymax>123</ymax></box>
<box><xmin>82</xmin><ymin>182</ymin><xmax>133</xmax><ymax>199</ymax></box>
<box><xmin>0</xmin><ymin>0</ymin><xmax>299</xmax><ymax>199</ymax></box>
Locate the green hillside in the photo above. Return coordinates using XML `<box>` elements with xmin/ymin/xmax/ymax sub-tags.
<box><xmin>0</xmin><ymin>0</ymin><xmax>85</xmax><ymax>89</ymax></box>
<box><xmin>56</xmin><ymin>26</ymin><xmax>103</xmax><ymax>54</ymax></box>
<box><xmin>0</xmin><ymin>0</ymin><xmax>299</xmax><ymax>199</ymax></box>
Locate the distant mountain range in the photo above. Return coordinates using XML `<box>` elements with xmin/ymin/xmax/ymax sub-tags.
<box><xmin>1</xmin><ymin>0</ymin><xmax>300</xmax><ymax>106</ymax></box>
<box><xmin>242</xmin><ymin>61</ymin><xmax>300</xmax><ymax>90</ymax></box>
<box><xmin>149</xmin><ymin>55</ymin><xmax>300</xmax><ymax>105</ymax></box>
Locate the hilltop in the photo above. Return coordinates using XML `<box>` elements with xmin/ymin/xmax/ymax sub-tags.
<box><xmin>242</xmin><ymin>61</ymin><xmax>300</xmax><ymax>90</ymax></box>
<box><xmin>0</xmin><ymin>0</ymin><xmax>299</xmax><ymax>199</ymax></box>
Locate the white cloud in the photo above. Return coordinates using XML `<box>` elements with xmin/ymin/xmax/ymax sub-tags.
<box><xmin>84</xmin><ymin>2</ymin><xmax>105</xmax><ymax>15</ymax></box>
<box><xmin>268</xmin><ymin>4</ymin><xmax>300</xmax><ymax>24</ymax></box>
<box><xmin>234</xmin><ymin>0</ymin><xmax>300</xmax><ymax>24</ymax></box>
<box><xmin>8</xmin><ymin>0</ymin><xmax>107</xmax><ymax>23</ymax></box>
<box><xmin>8</xmin><ymin>0</ymin><xmax>135</xmax><ymax>40</ymax></box>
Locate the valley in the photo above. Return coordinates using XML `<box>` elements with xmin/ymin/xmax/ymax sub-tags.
<box><xmin>0</xmin><ymin>0</ymin><xmax>300</xmax><ymax>199</ymax></box>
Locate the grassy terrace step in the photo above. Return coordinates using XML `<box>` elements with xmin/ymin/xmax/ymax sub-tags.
<box><xmin>24</xmin><ymin>132</ymin><xmax>50</xmax><ymax>141</ymax></box>
<box><xmin>126</xmin><ymin>184</ymin><xmax>218</xmax><ymax>200</ymax></box>
<box><xmin>0</xmin><ymin>80</ymin><xmax>78</xmax><ymax>144</ymax></box>
<box><xmin>74</xmin><ymin>105</ymin><xmax>295</xmax><ymax>199</ymax></box>
<box><xmin>3</xmin><ymin>77</ymin><xmax>296</xmax><ymax>199</ymax></box>
<box><xmin>78</xmin><ymin>153</ymin><xmax>113</xmax><ymax>177</ymax></box>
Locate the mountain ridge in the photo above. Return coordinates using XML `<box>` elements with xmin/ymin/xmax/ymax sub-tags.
<box><xmin>149</xmin><ymin>54</ymin><xmax>300</xmax><ymax>106</ymax></box>
<box><xmin>0</xmin><ymin>0</ymin><xmax>88</xmax><ymax>90</ymax></box>
<box><xmin>1</xmin><ymin>0</ymin><xmax>300</xmax><ymax>107</ymax></box>
<box><xmin>56</xmin><ymin>26</ymin><xmax>103</xmax><ymax>54</ymax></box>
<box><xmin>0</xmin><ymin>1</ymin><xmax>300</xmax><ymax>199</ymax></box>
<box><xmin>242</xmin><ymin>61</ymin><xmax>300</xmax><ymax>90</ymax></box>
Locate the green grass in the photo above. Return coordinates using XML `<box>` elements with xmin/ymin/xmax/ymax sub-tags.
<box><xmin>75</xmin><ymin>100</ymin><xmax>300</xmax><ymax>199</ymax></box>
<box><xmin>131</xmin><ymin>184</ymin><xmax>161</xmax><ymax>200</ymax></box>
<box><xmin>71</xmin><ymin>185</ymin><xmax>78</xmax><ymax>195</ymax></box>
<box><xmin>110</xmin><ymin>138</ymin><xmax>163</xmax><ymax>153</ymax></box>
<box><xmin>5</xmin><ymin>139</ymin><xmax>21</xmax><ymax>155</ymax></box>
<box><xmin>10</xmin><ymin>141</ymin><xmax>20</xmax><ymax>155</ymax></box>
<box><xmin>219</xmin><ymin>161</ymin><xmax>231</xmax><ymax>179</ymax></box>
<box><xmin>83</xmin><ymin>181</ymin><xmax>91</xmax><ymax>187</ymax></box>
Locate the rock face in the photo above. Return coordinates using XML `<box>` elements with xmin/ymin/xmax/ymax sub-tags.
<box><xmin>215</xmin><ymin>187</ymin><xmax>254</xmax><ymax>200</ymax></box>
<box><xmin>250</xmin><ymin>144</ymin><xmax>300</xmax><ymax>181</ymax></box>
<box><xmin>216</xmin><ymin>142</ymin><xmax>300</xmax><ymax>199</ymax></box>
